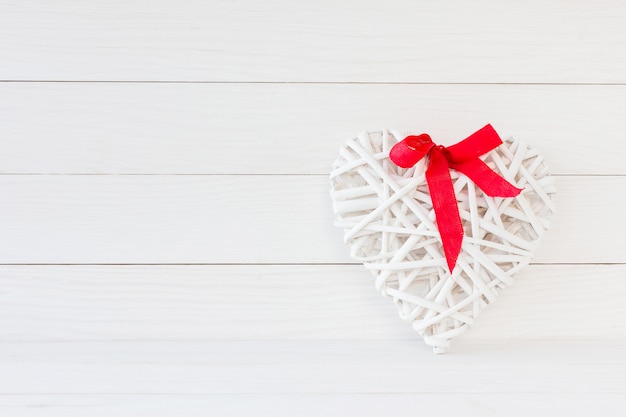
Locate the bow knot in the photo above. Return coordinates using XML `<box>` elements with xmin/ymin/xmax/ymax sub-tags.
<box><xmin>433</xmin><ymin>144</ymin><xmax>446</xmax><ymax>152</ymax></box>
<box><xmin>389</xmin><ymin>124</ymin><xmax>522</xmax><ymax>273</ymax></box>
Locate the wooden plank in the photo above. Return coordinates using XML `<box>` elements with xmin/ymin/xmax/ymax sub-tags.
<box><xmin>0</xmin><ymin>265</ymin><xmax>624</xmax><ymax>342</ymax></box>
<box><xmin>0</xmin><ymin>175</ymin><xmax>618</xmax><ymax>263</ymax></box>
<box><xmin>0</xmin><ymin>265</ymin><xmax>412</xmax><ymax>341</ymax></box>
<box><xmin>1</xmin><ymin>83</ymin><xmax>625</xmax><ymax>175</ymax></box>
<box><xmin>0</xmin><ymin>340</ymin><xmax>624</xmax><ymax>393</ymax></box>
<box><xmin>0</xmin><ymin>393</ymin><xmax>623</xmax><ymax>417</ymax></box>
<box><xmin>1</xmin><ymin>1</ymin><xmax>625</xmax><ymax>83</ymax></box>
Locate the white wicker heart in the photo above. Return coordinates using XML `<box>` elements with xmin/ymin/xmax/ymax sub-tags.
<box><xmin>330</xmin><ymin>130</ymin><xmax>555</xmax><ymax>353</ymax></box>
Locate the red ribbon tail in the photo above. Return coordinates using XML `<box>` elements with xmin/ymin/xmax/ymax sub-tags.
<box><xmin>452</xmin><ymin>158</ymin><xmax>522</xmax><ymax>197</ymax></box>
<box><xmin>426</xmin><ymin>149</ymin><xmax>464</xmax><ymax>274</ymax></box>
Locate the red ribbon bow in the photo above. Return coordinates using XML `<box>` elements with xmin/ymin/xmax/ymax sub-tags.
<box><xmin>389</xmin><ymin>124</ymin><xmax>522</xmax><ymax>273</ymax></box>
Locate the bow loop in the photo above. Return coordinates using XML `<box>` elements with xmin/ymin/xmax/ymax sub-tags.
<box><xmin>389</xmin><ymin>124</ymin><xmax>522</xmax><ymax>273</ymax></box>
<box><xmin>389</xmin><ymin>134</ymin><xmax>434</xmax><ymax>168</ymax></box>
<box><xmin>445</xmin><ymin>124</ymin><xmax>503</xmax><ymax>164</ymax></box>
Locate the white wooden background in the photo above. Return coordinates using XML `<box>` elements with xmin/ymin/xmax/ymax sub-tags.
<box><xmin>1</xmin><ymin>1</ymin><xmax>626</xmax><ymax>415</ymax></box>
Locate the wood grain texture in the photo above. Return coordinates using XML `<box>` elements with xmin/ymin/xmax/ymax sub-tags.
<box><xmin>3</xmin><ymin>0</ymin><xmax>626</xmax><ymax>412</ymax></box>
<box><xmin>1</xmin><ymin>0</ymin><xmax>625</xmax><ymax>82</ymax></box>
<box><xmin>1</xmin><ymin>393</ymin><xmax>623</xmax><ymax>417</ymax></box>
<box><xmin>0</xmin><ymin>340</ymin><xmax>624</xmax><ymax>393</ymax></box>
<box><xmin>1</xmin><ymin>83</ymin><xmax>625</xmax><ymax>175</ymax></box>
<box><xmin>0</xmin><ymin>265</ymin><xmax>623</xmax><ymax>342</ymax></box>
<box><xmin>0</xmin><ymin>174</ymin><xmax>618</xmax><ymax>264</ymax></box>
